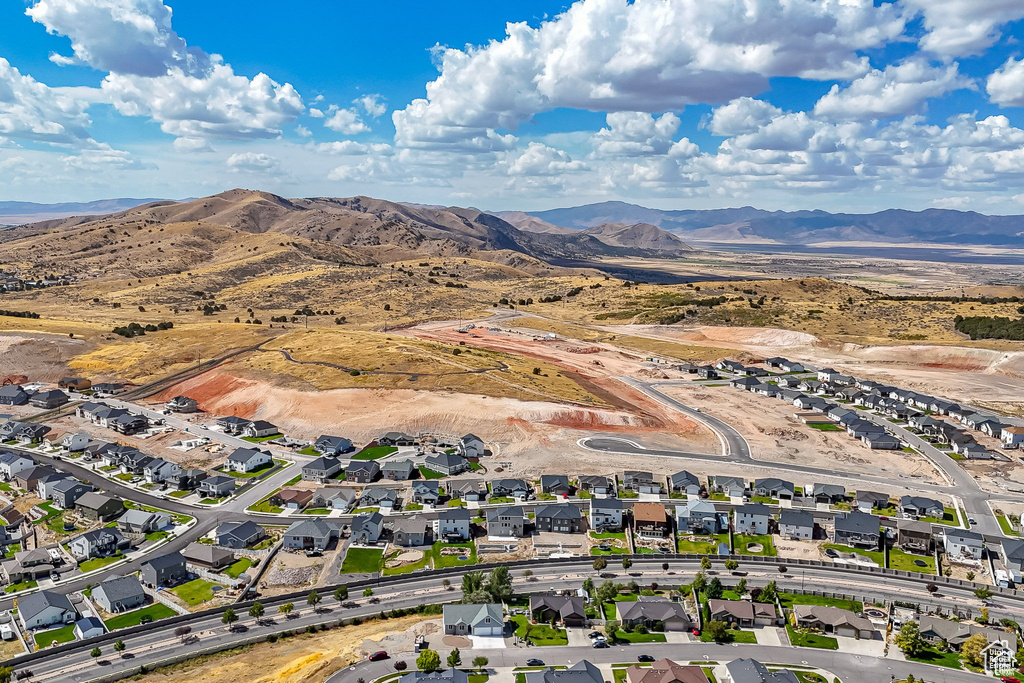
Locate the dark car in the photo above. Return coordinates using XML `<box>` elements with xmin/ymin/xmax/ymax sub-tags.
<box><xmin>587</xmin><ymin>631</ymin><xmax>603</xmax><ymax>639</ymax></box>
<box><xmin>526</xmin><ymin>659</ymin><xmax>544</xmax><ymax>667</ymax></box>
<box><xmin>368</xmin><ymin>651</ymin><xmax>388</xmax><ymax>661</ymax></box>
<box><xmin>592</xmin><ymin>641</ymin><xmax>609</xmax><ymax>649</ymax></box>
<box><xmin>824</xmin><ymin>548</ymin><xmax>839</xmax><ymax>558</ymax></box>
<box><xmin>637</xmin><ymin>655</ymin><xmax>655</xmax><ymax>662</ymax></box>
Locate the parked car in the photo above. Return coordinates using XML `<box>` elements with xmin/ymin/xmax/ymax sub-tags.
<box><xmin>526</xmin><ymin>659</ymin><xmax>544</xmax><ymax>667</ymax></box>
<box><xmin>592</xmin><ymin>641</ymin><xmax>609</xmax><ymax>649</ymax></box>
<box><xmin>587</xmin><ymin>632</ymin><xmax>603</xmax><ymax>639</ymax></box>
<box><xmin>368</xmin><ymin>651</ymin><xmax>388</xmax><ymax>661</ymax></box>
<box><xmin>637</xmin><ymin>655</ymin><xmax>655</xmax><ymax>662</ymax></box>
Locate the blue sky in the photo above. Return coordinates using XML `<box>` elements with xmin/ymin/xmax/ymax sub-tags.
<box><xmin>2</xmin><ymin>0</ymin><xmax>1024</xmax><ymax>214</ymax></box>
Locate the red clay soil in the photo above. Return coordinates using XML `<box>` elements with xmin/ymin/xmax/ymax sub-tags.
<box><xmin>153</xmin><ymin>368</ymin><xmax>261</xmax><ymax>418</ymax></box>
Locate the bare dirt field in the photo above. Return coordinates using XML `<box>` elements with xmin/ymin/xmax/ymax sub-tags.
<box><xmin>659</xmin><ymin>384</ymin><xmax>941</xmax><ymax>483</ymax></box>
<box><xmin>134</xmin><ymin>614</ymin><xmax>434</xmax><ymax>683</ymax></box>
<box><xmin>0</xmin><ymin>332</ymin><xmax>88</xmax><ymax>382</ymax></box>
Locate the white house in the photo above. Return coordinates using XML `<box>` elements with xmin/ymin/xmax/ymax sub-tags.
<box><xmin>434</xmin><ymin>507</ymin><xmax>472</xmax><ymax>542</ymax></box>
<box><xmin>60</xmin><ymin>432</ymin><xmax>92</xmax><ymax>452</ymax></box>
<box><xmin>590</xmin><ymin>497</ymin><xmax>625</xmax><ymax>531</ymax></box>
<box><xmin>19</xmin><ymin>591</ymin><xmax>76</xmax><ymax>630</ymax></box>
<box><xmin>734</xmin><ymin>503</ymin><xmax>770</xmax><ymax>536</ymax></box>
<box><xmin>944</xmin><ymin>528</ymin><xmax>984</xmax><ymax>562</ymax></box>
<box><xmin>224</xmin><ymin>447</ymin><xmax>272</xmax><ymax>473</ymax></box>
<box><xmin>242</xmin><ymin>420</ymin><xmax>278</xmax><ymax>439</ymax></box>
<box><xmin>1002</xmin><ymin>426</ymin><xmax>1024</xmax><ymax>449</ymax></box>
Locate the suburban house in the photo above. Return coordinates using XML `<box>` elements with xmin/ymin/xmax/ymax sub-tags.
<box><xmin>862</xmin><ymin>433</ymin><xmax>901</xmax><ymax>450</ymax></box>
<box><xmin>623</xmin><ymin>470</ymin><xmax>661</xmax><ymax>494</ymax></box>
<box><xmin>14</xmin><ymin>464</ymin><xmax>58</xmax><ymax>492</ymax></box>
<box><xmin>29</xmin><ymin>389</ymin><xmax>69</xmax><ymax>409</ymax></box>
<box><xmin>117</xmin><ymin>509</ymin><xmax>170</xmax><ymax>536</ymax></box>
<box><xmin>400</xmin><ymin>671</ymin><xmax>469</xmax><ymax>683</ymax></box>
<box><xmin>675</xmin><ymin>500</ymin><xmax>725</xmax><ymax>535</ymax></box>
<box><xmin>710</xmin><ymin>476</ymin><xmax>747</xmax><ymax>498</ymax></box>
<box><xmin>360</xmin><ymin>486</ymin><xmax>400</xmax><ymax>510</ymax></box>
<box><xmin>19</xmin><ymin>591</ymin><xmax>76</xmax><ymax>630</ymax></box>
<box><xmin>302</xmin><ymin>456</ymin><xmax>343</xmax><ymax>483</ymax></box>
<box><xmin>896</xmin><ymin>519</ymin><xmax>933</xmax><ymax>554</ymax></box>
<box><xmin>411</xmin><ymin>480</ymin><xmax>441</xmax><ymax>505</ymax></box>
<box><xmin>899</xmin><ymin>495</ymin><xmax>944</xmax><ymax>520</ymax></box>
<box><xmin>999</xmin><ymin>539</ymin><xmax>1024</xmax><ymax>577</ymax></box>
<box><xmin>530</xmin><ymin>595</ymin><xmax>586</xmax><ymax>627</ymax></box>
<box><xmin>578</xmin><ymin>475</ymin><xmax>615</xmax><ymax>496</ymax></box>
<box><xmin>312</xmin><ymin>487</ymin><xmax>357</xmax><ymax>511</ymax></box>
<box><xmin>810</xmin><ymin>484</ymin><xmax>846</xmax><ymax>505</ymax></box>
<box><xmin>1001</xmin><ymin>426</ymin><xmax>1024</xmax><ymax>449</ymax></box>
<box><xmin>382</xmin><ymin>459</ymin><xmax>416</xmax><ymax>481</ymax></box>
<box><xmin>696</xmin><ymin>366</ymin><xmax>719</xmax><ymax>380</ymax></box>
<box><xmin>442</xmin><ymin>603</ymin><xmax>503</xmax><ymax>636</ymax></box>
<box><xmin>143</xmin><ymin>458</ymin><xmax>181</xmax><ymax>484</ymax></box>
<box><xmin>92</xmin><ymin>575</ymin><xmax>146</xmax><ymax>613</ymax></box>
<box><xmin>534</xmin><ymin>504</ymin><xmax>584</xmax><ymax>533</ymax></box>
<box><xmin>525</xmin><ymin>663</ymin><xmax>603</xmax><ymax>683</ymax></box>
<box><xmin>346</xmin><ymin>460</ymin><xmax>381</xmax><ymax>483</ymax></box>
<box><xmin>140</xmin><ymin>551</ymin><xmax>188</xmax><ymax>587</ymax></box>
<box><xmin>59</xmin><ymin>377</ymin><xmax>91</xmax><ymax>391</ymax></box>
<box><xmin>314</xmin><ymin>434</ymin><xmax>353</xmax><ymax>456</ymax></box>
<box><xmin>74</xmin><ymin>617</ymin><xmax>105</xmax><ymax>640</ymax></box>
<box><xmin>539</xmin><ymin>474</ymin><xmax>572</xmax><ymax>496</ymax></box>
<box><xmin>391</xmin><ymin>516</ymin><xmax>429</xmax><ymax>547</ymax></box>
<box><xmin>718</xmin><ymin>360</ymin><xmax>745</xmax><ymax>372</ymax></box>
<box><xmin>752</xmin><ymin>478</ymin><xmax>795</xmax><ymax>500</ymax></box>
<box><xmin>853</xmin><ymin>491</ymin><xmax>890</xmax><ymax>512</ymax></box>
<box><xmin>198</xmin><ymin>475</ymin><xmax>236</xmax><ymax>498</ymax></box>
<box><xmin>708</xmin><ymin>599</ymin><xmax>777</xmax><ymax>627</ymax></box>
<box><xmin>181</xmin><ymin>542</ymin><xmax>235</xmax><ymax>570</ymax></box>
<box><xmin>378</xmin><ymin>432</ymin><xmax>415</xmax><ymax>447</ymax></box>
<box><xmin>590</xmin><ymin>497</ymin><xmax>625</xmax><ymax>531</ymax></box>
<box><xmin>423</xmin><ymin>453</ymin><xmax>469</xmax><ymax>476</ymax></box>
<box><xmin>486</xmin><ymin>506</ymin><xmax>527</xmax><ymax>538</ymax></box>
<box><xmin>1</xmin><ymin>547</ymin><xmax>58</xmax><ymax>584</ymax></box>
<box><xmin>242</xmin><ymin>420</ymin><xmax>279</xmax><ymax>438</ymax></box>
<box><xmin>624</xmin><ymin>659</ymin><xmax>710</xmax><ymax>683</ymax></box>
<box><xmin>670</xmin><ymin>470</ymin><xmax>701</xmax><ymax>497</ymax></box>
<box><xmin>792</xmin><ymin>605</ymin><xmax>876</xmax><ymax>639</ymax></box>
<box><xmin>165</xmin><ymin>395</ymin><xmax>199</xmax><ymax>413</ymax></box>
<box><xmin>216</xmin><ymin>521</ymin><xmax>267</xmax><ymax>549</ymax></box>
<box><xmin>217</xmin><ymin>416</ymin><xmax>250</xmax><ymax>435</ymax></box>
<box><xmin>491</xmin><ymin>478</ymin><xmax>532</xmax><ymax>500</ymax></box>
<box><xmin>434</xmin><ymin>507</ymin><xmax>472</xmax><ymax>542</ymax></box>
<box><xmin>75</xmin><ymin>492</ymin><xmax>124</xmax><ymax>522</ymax></box>
<box><xmin>944</xmin><ymin>528</ymin><xmax>984</xmax><ymax>562</ymax></box>
<box><xmin>224</xmin><ymin>447</ymin><xmax>273</xmax><ymax>473</ymax></box>
<box><xmin>0</xmin><ymin>451</ymin><xmax>34</xmax><ymax>480</ymax></box>
<box><xmin>778</xmin><ymin>509</ymin><xmax>814</xmax><ymax>540</ymax></box>
<box><xmin>734</xmin><ymin>503</ymin><xmax>771</xmax><ymax>535</ymax></box>
<box><xmin>0</xmin><ymin>385</ymin><xmax>29</xmax><ymax>405</ymax></box>
<box><xmin>448</xmin><ymin>479</ymin><xmax>487</xmax><ymax>501</ymax></box>
<box><xmin>68</xmin><ymin>527</ymin><xmax>128</xmax><ymax>560</ymax></box>
<box><xmin>832</xmin><ymin>512</ymin><xmax>881</xmax><ymax>548</ymax></box>
<box><xmin>350</xmin><ymin>513</ymin><xmax>384</xmax><ymax>544</ymax></box>
<box><xmin>616</xmin><ymin>596</ymin><xmax>693</xmax><ymax>631</ymax></box>
<box><xmin>270</xmin><ymin>488</ymin><xmax>315</xmax><ymax>510</ymax></box>
<box><xmin>632</xmin><ymin>502</ymin><xmax>670</xmax><ymax>538</ymax></box>
<box><xmin>2</xmin><ymin>422</ymin><xmax>51</xmax><ymax>446</ymax></box>
<box><xmin>51</xmin><ymin>479</ymin><xmax>93</xmax><ymax>509</ymax></box>
<box><xmin>458</xmin><ymin>433</ymin><xmax>485</xmax><ymax>458</ymax></box>
<box><xmin>917</xmin><ymin>615</ymin><xmax>1016</xmax><ymax>651</ymax></box>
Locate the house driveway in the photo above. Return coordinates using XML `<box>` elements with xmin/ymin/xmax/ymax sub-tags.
<box><xmin>565</xmin><ymin>628</ymin><xmax>592</xmax><ymax>648</ymax></box>
<box><xmin>837</xmin><ymin>635</ymin><xmax>887</xmax><ymax>657</ymax></box>
<box><xmin>469</xmin><ymin>635</ymin><xmax>506</xmax><ymax>649</ymax></box>
<box><xmin>663</xmin><ymin>630</ymin><xmax>692</xmax><ymax>644</ymax></box>
<box><xmin>754</xmin><ymin>627</ymin><xmax>785</xmax><ymax>646</ymax></box>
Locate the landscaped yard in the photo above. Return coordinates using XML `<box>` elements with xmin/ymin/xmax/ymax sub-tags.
<box><xmin>918</xmin><ymin>507</ymin><xmax>961</xmax><ymax>527</ymax></box>
<box><xmin>79</xmin><ymin>554</ymin><xmax>123</xmax><ymax>572</ymax></box>
<box><xmin>351</xmin><ymin>446</ymin><xmax>398</xmax><ymax>460</ymax></box>
<box><xmin>247</xmin><ymin>491</ymin><xmax>283</xmax><ymax>514</ymax></box>
<box><xmin>823</xmin><ymin>543</ymin><xmax>884</xmax><ymax>567</ymax></box>
<box><xmin>735</xmin><ymin>534</ymin><xmax>777</xmax><ymax>556</ymax></box>
<box><xmin>242</xmin><ymin>433</ymin><xmax>282</xmax><ymax>443</ymax></box>
<box><xmin>511</xmin><ymin>615</ymin><xmax>568</xmax><ymax>645</ymax></box>
<box><xmin>382</xmin><ymin>550</ymin><xmax>430</xmax><ymax>576</ymax></box>
<box><xmin>34</xmin><ymin>625</ymin><xmax>75</xmax><ymax>648</ymax></box>
<box><xmin>104</xmin><ymin>603</ymin><xmax>177</xmax><ymax>630</ymax></box>
<box><xmin>418</xmin><ymin>467</ymin><xmax>446</xmax><ymax>480</ymax></box>
<box><xmin>215</xmin><ymin>461</ymin><xmax>275</xmax><ymax>478</ymax></box>
<box><xmin>778</xmin><ymin>592</ymin><xmax>862</xmax><ymax>613</ymax></box>
<box><xmin>888</xmin><ymin>548</ymin><xmax>936</xmax><ymax>574</ymax></box>
<box><xmin>677</xmin><ymin>533</ymin><xmax>728</xmax><ymax>554</ymax></box>
<box><xmin>429</xmin><ymin>542</ymin><xmax>477</xmax><ymax>568</ymax></box>
<box><xmin>906</xmin><ymin>646</ymin><xmax>963</xmax><ymax>670</ymax></box>
<box><xmin>611</xmin><ymin>629</ymin><xmax>667</xmax><ymax>643</ymax></box>
<box><xmin>171</xmin><ymin>578</ymin><xmax>221</xmax><ymax>607</ymax></box>
<box><xmin>786</xmin><ymin>624</ymin><xmax>838</xmax><ymax>650</ymax></box>
<box><xmin>700</xmin><ymin>628</ymin><xmax>756</xmax><ymax>643</ymax></box>
<box><xmin>997</xmin><ymin>514</ymin><xmax>1020</xmax><ymax>536</ymax></box>
<box><xmin>808</xmin><ymin>423</ymin><xmax>843</xmax><ymax>431</ymax></box>
<box><xmin>5</xmin><ymin>580</ymin><xmax>37</xmax><ymax>593</ymax></box>
<box><xmin>224</xmin><ymin>558</ymin><xmax>253</xmax><ymax>579</ymax></box>
<box><xmin>298</xmin><ymin>446</ymin><xmax>319</xmax><ymax>456</ymax></box>
<box><xmin>168</xmin><ymin>490</ymin><xmax>192</xmax><ymax>498</ymax></box>
<box><xmin>340</xmin><ymin>547</ymin><xmax>384</xmax><ymax>574</ymax></box>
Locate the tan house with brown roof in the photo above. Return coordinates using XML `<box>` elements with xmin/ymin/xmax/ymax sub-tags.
<box><xmin>625</xmin><ymin>659</ymin><xmax>709</xmax><ymax>683</ymax></box>
<box><xmin>708</xmin><ymin>599</ymin><xmax>777</xmax><ymax>627</ymax></box>
<box><xmin>632</xmin><ymin>502</ymin><xmax>670</xmax><ymax>538</ymax></box>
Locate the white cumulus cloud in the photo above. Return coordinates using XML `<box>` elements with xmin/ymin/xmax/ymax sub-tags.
<box><xmin>987</xmin><ymin>57</ymin><xmax>1024</xmax><ymax>107</ymax></box>
<box><xmin>226</xmin><ymin>151</ymin><xmax>281</xmax><ymax>173</ymax></box>
<box><xmin>323</xmin><ymin>106</ymin><xmax>370</xmax><ymax>135</ymax></box>
<box><xmin>505</xmin><ymin>142</ymin><xmax>588</xmax><ymax>176</ymax></box>
<box><xmin>814</xmin><ymin>60</ymin><xmax>972</xmax><ymax>120</ymax></box>
<box><xmin>901</xmin><ymin>0</ymin><xmax>1024</xmax><ymax>57</ymax></box>
<box><xmin>0</xmin><ymin>57</ymin><xmax>92</xmax><ymax>145</ymax></box>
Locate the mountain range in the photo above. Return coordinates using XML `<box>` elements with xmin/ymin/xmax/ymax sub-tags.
<box><xmin>514</xmin><ymin>201</ymin><xmax>1024</xmax><ymax>246</ymax></box>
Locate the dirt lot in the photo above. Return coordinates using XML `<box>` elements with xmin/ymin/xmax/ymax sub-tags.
<box><xmin>260</xmin><ymin>550</ymin><xmax>326</xmax><ymax>596</ymax></box>
<box><xmin>659</xmin><ymin>384</ymin><xmax>941</xmax><ymax>483</ymax></box>
<box><xmin>134</xmin><ymin>614</ymin><xmax>435</xmax><ymax>683</ymax></box>
<box><xmin>774</xmin><ymin>536</ymin><xmax>825</xmax><ymax>562</ymax></box>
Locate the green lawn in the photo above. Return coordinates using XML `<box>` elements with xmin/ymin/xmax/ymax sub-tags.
<box><xmin>5</xmin><ymin>580</ymin><xmax>37</xmax><ymax>593</ymax></box>
<box><xmin>590</xmin><ymin>546</ymin><xmax>629</xmax><ymax>555</ymax></box>
<box><xmin>778</xmin><ymin>592</ymin><xmax>862</xmax><ymax>613</ymax></box>
<box><xmin>382</xmin><ymin>550</ymin><xmax>430</xmax><ymax>576</ymax></box>
<box><xmin>114</xmin><ymin>472</ymin><xmax>134</xmax><ymax>481</ymax></box>
<box><xmin>168</xmin><ymin>490</ymin><xmax>193</xmax><ymax>498</ymax></box>
<box><xmin>749</xmin><ymin>496</ymin><xmax>779</xmax><ymax>505</ymax></box>
<box><xmin>34</xmin><ymin>625</ymin><xmax>76</xmax><ymax>648</ymax></box>
<box><xmin>612</xmin><ymin>629</ymin><xmax>667</xmax><ymax>643</ymax></box>
<box><xmin>906</xmin><ymin>646</ymin><xmax>963</xmax><ymax>670</ymax></box>
<box><xmin>340</xmin><ymin>547</ymin><xmax>384</xmax><ymax>574</ymax></box>
<box><xmin>145</xmin><ymin>530</ymin><xmax>170</xmax><ymax>542</ymax></box>
<box><xmin>0</xmin><ymin>482</ymin><xmax>11</xmax><ymax>492</ymax></box>
<box><xmin>224</xmin><ymin>558</ymin><xmax>253</xmax><ymax>579</ymax></box>
<box><xmin>786</xmin><ymin>625</ymin><xmax>838</xmax><ymax>650</ymax></box>
<box><xmin>823</xmin><ymin>543</ymin><xmax>884</xmax><ymax>567</ymax></box>
<box><xmin>997</xmin><ymin>514</ymin><xmax>1020</xmax><ymax>536</ymax></box>
<box><xmin>676</xmin><ymin>537</ymin><xmax>719</xmax><ymax>553</ymax></box>
<box><xmin>105</xmin><ymin>603</ymin><xmax>177</xmax><ymax>630</ymax></box>
<box><xmin>215</xmin><ymin>461</ymin><xmax>275</xmax><ymax>478</ymax></box>
<box><xmin>301</xmin><ymin>508</ymin><xmax>331</xmax><ymax>515</ymax></box>
<box><xmin>511</xmin><ymin>615</ymin><xmax>568</xmax><ymax>645</ymax></box>
<box><xmin>171</xmin><ymin>578</ymin><xmax>221</xmax><ymax>607</ymax></box>
<box><xmin>590</xmin><ymin>531</ymin><xmax>626</xmax><ymax>540</ymax></box>
<box><xmin>700</xmin><ymin>629</ymin><xmax>756</xmax><ymax>643</ymax></box>
<box><xmin>79</xmin><ymin>554</ymin><xmax>123</xmax><ymax>572</ymax></box>
<box><xmin>351</xmin><ymin>446</ymin><xmax>398</xmax><ymax>460</ymax></box>
<box><xmin>246</xmin><ymin>491</ymin><xmax>283</xmax><ymax>514</ymax></box>
<box><xmin>919</xmin><ymin>507</ymin><xmax>961</xmax><ymax>527</ymax></box>
<box><xmin>429</xmin><ymin>542</ymin><xmax>477</xmax><ymax>568</ymax></box>
<box><xmin>298</xmin><ymin>446</ymin><xmax>319</xmax><ymax>456</ymax></box>
<box><xmin>418</xmin><ymin>467</ymin><xmax>447</xmax><ymax>480</ymax></box>
<box><xmin>735</xmin><ymin>534</ymin><xmax>777</xmax><ymax>556</ymax></box>
<box><xmin>808</xmin><ymin>423</ymin><xmax>843</xmax><ymax>431</ymax></box>
<box><xmin>241</xmin><ymin>433</ymin><xmax>282</xmax><ymax>443</ymax></box>
<box><xmin>888</xmin><ymin>548</ymin><xmax>936</xmax><ymax>574</ymax></box>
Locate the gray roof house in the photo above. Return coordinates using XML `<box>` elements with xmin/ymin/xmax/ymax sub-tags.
<box><xmin>346</xmin><ymin>460</ymin><xmax>381</xmax><ymax>483</ymax></box>
<box><xmin>411</xmin><ymin>480</ymin><xmax>441</xmax><ymax>504</ymax></box>
<box><xmin>50</xmin><ymin>478</ymin><xmax>93</xmax><ymax>510</ymax></box>
<box><xmin>533</xmin><ymin>504</ymin><xmax>584</xmax><ymax>533</ymax></box>
<box><xmin>490</xmin><ymin>478</ymin><xmax>532</xmax><ymax>499</ymax></box>
<box><xmin>616</xmin><ymin>596</ymin><xmax>693</xmax><ymax>631</ymax></box>
<box><xmin>302</xmin><ymin>456</ymin><xmax>343</xmax><ymax>483</ymax></box>
<box><xmin>778</xmin><ymin>509</ymin><xmax>814</xmax><ymax>540</ymax></box>
<box><xmin>486</xmin><ymin>506</ymin><xmax>527</xmax><ymax>538</ymax></box>
<box><xmin>676</xmin><ymin>499</ymin><xmax>724</xmax><ymax>535</ymax></box>
<box><xmin>92</xmin><ymin>574</ymin><xmax>146</xmax><ymax>613</ymax></box>
<box><xmin>833</xmin><ymin>512</ymin><xmax>881</xmax><ymax>549</ymax></box>
<box><xmin>524</xmin><ymin>661</ymin><xmax>603</xmax><ymax>683</ymax></box>
<box><xmin>734</xmin><ymin>503</ymin><xmax>771</xmax><ymax>535</ymax></box>
<box><xmin>360</xmin><ymin>486</ymin><xmax>400</xmax><ymax>509</ymax></box>
<box><xmin>423</xmin><ymin>452</ymin><xmax>469</xmax><ymax>476</ymax></box>
<box><xmin>810</xmin><ymin>483</ymin><xmax>846</xmax><ymax>505</ymax></box>
<box><xmin>669</xmin><ymin>470</ymin><xmax>701</xmax><ymax>496</ymax></box>
<box><xmin>725</xmin><ymin>658</ymin><xmax>798</xmax><ymax>683</ymax></box>
<box><xmin>19</xmin><ymin>590</ymin><xmax>76</xmax><ymax>630</ymax></box>
<box><xmin>71</xmin><ymin>492</ymin><xmax>122</xmax><ymax>522</ymax></box>
<box><xmin>314</xmin><ymin>435</ymin><xmax>353</xmax><ymax>456</ymax></box>
<box><xmin>944</xmin><ymin>528</ymin><xmax>984</xmax><ymax>562</ymax></box>
<box><xmin>350</xmin><ymin>513</ymin><xmax>384</xmax><ymax>545</ymax></box>
<box><xmin>284</xmin><ymin>518</ymin><xmax>339</xmax><ymax>550</ymax></box>
<box><xmin>434</xmin><ymin>507</ymin><xmax>472</xmax><ymax>542</ymax></box>
<box><xmin>900</xmin><ymin>495</ymin><xmax>944</xmax><ymax>519</ymax></box>
<box><xmin>312</xmin><ymin>486</ymin><xmax>357</xmax><ymax>511</ymax></box>
<box><xmin>391</xmin><ymin>515</ymin><xmax>429</xmax><ymax>547</ymax></box>
<box><xmin>442</xmin><ymin>603</ymin><xmax>503</xmax><ymax>636</ymax></box>
<box><xmin>140</xmin><ymin>551</ymin><xmax>188</xmax><ymax>587</ymax></box>
<box><xmin>539</xmin><ymin>474</ymin><xmax>571</xmax><ymax>495</ymax></box>
<box><xmin>224</xmin><ymin>447</ymin><xmax>272</xmax><ymax>473</ymax></box>
<box><xmin>381</xmin><ymin>459</ymin><xmax>416</xmax><ymax>481</ymax></box>
<box><xmin>216</xmin><ymin>520</ymin><xmax>267</xmax><ymax>549</ymax></box>
<box><xmin>400</xmin><ymin>671</ymin><xmax>469</xmax><ymax>683</ymax></box>
<box><xmin>753</xmin><ymin>477</ymin><xmax>795</xmax><ymax>500</ymax></box>
<box><xmin>590</xmin><ymin>497</ymin><xmax>625</xmax><ymax>531</ymax></box>
<box><xmin>199</xmin><ymin>475</ymin><xmax>236</xmax><ymax>497</ymax></box>
<box><xmin>918</xmin><ymin>615</ymin><xmax>1016</xmax><ymax>651</ymax></box>
<box><xmin>181</xmin><ymin>542</ymin><xmax>235</xmax><ymax>569</ymax></box>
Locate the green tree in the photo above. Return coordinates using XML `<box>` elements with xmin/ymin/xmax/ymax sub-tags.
<box><xmin>308</xmin><ymin>590</ymin><xmax>321</xmax><ymax>610</ymax></box>
<box><xmin>736</xmin><ymin>578</ymin><xmax>747</xmax><ymax>595</ymax></box>
<box><xmin>417</xmin><ymin>649</ymin><xmax>441</xmax><ymax>672</ymax></box>
<box><xmin>91</xmin><ymin>647</ymin><xmax>102</xmax><ymax>659</ymax></box>
<box><xmin>961</xmin><ymin>633</ymin><xmax>987</xmax><ymax>668</ymax></box>
<box><xmin>605</xmin><ymin>620</ymin><xmax>620</xmax><ymax>638</ymax></box>
<box><xmin>700</xmin><ymin>556</ymin><xmax>712</xmax><ymax>570</ymax></box>
<box><xmin>705</xmin><ymin>620</ymin><xmax>729</xmax><ymax>643</ymax></box>
<box><xmin>364</xmin><ymin>587</ymin><xmax>374</xmax><ymax>597</ymax></box>
<box><xmin>593</xmin><ymin>557</ymin><xmax>607</xmax><ymax>571</ymax></box>
<box><xmin>447</xmin><ymin>648</ymin><xmax>462</xmax><ymax>668</ymax></box>
<box><xmin>758</xmin><ymin>580</ymin><xmax>778</xmax><ymax>604</ymax></box>
<box><xmin>894</xmin><ymin>621</ymin><xmax>925</xmax><ymax>657</ymax></box>
<box><xmin>0</xmin><ymin>666</ymin><xmax>11</xmax><ymax>683</ymax></box>
<box><xmin>974</xmin><ymin>586</ymin><xmax>993</xmax><ymax>601</ymax></box>
<box><xmin>691</xmin><ymin>570</ymin><xmax>707</xmax><ymax>593</ymax></box>
<box><xmin>334</xmin><ymin>585</ymin><xmax>349</xmax><ymax>602</ymax></box>
<box><xmin>462</xmin><ymin>571</ymin><xmax>484</xmax><ymax>599</ymax></box>
<box><xmin>279</xmin><ymin>602</ymin><xmax>294</xmax><ymax>616</ymax></box>
<box><xmin>222</xmin><ymin>608</ymin><xmax>238</xmax><ymax>629</ymax></box>
<box><xmin>724</xmin><ymin>559</ymin><xmax>739</xmax><ymax>571</ymax></box>
<box><xmin>706</xmin><ymin>577</ymin><xmax>724</xmax><ymax>600</ymax></box>
<box><xmin>472</xmin><ymin>656</ymin><xmax>489</xmax><ymax>670</ymax></box>
<box><xmin>595</xmin><ymin>580</ymin><xmax>618</xmax><ymax>605</ymax></box>
<box><xmin>486</xmin><ymin>566</ymin><xmax>513</xmax><ymax>602</ymax></box>
<box><xmin>621</xmin><ymin>557</ymin><xmax>633</xmax><ymax>570</ymax></box>
<box><xmin>249</xmin><ymin>601</ymin><xmax>265</xmax><ymax>624</ymax></box>
<box><xmin>582</xmin><ymin>578</ymin><xmax>594</xmax><ymax>596</ymax></box>
<box><xmin>113</xmin><ymin>639</ymin><xmax>126</xmax><ymax>655</ymax></box>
